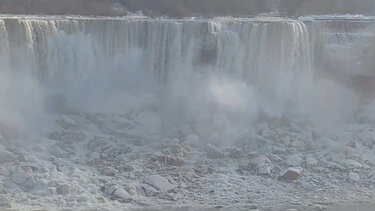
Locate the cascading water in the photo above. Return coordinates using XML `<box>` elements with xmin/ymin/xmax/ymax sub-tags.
<box><xmin>0</xmin><ymin>17</ymin><xmax>316</xmax><ymax>122</ymax></box>
<box><xmin>0</xmin><ymin>15</ymin><xmax>374</xmax><ymax>135</ymax></box>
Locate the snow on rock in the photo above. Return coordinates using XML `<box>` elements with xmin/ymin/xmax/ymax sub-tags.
<box><xmin>290</xmin><ymin>139</ymin><xmax>306</xmax><ymax>151</ymax></box>
<box><xmin>226</xmin><ymin>148</ymin><xmax>243</xmax><ymax>159</ymax></box>
<box><xmin>0</xmin><ymin>194</ymin><xmax>11</xmax><ymax>208</ymax></box>
<box><xmin>205</xmin><ymin>143</ymin><xmax>224</xmax><ymax>159</ymax></box>
<box><xmin>56</xmin><ymin>184</ymin><xmax>70</xmax><ymax>195</ymax></box>
<box><xmin>0</xmin><ymin>147</ymin><xmax>14</xmax><ymax>163</ymax></box>
<box><xmin>345</xmin><ymin>159</ymin><xmax>363</xmax><ymax>169</ymax></box>
<box><xmin>49</xmin><ymin>129</ymin><xmax>86</xmax><ymax>144</ymax></box>
<box><xmin>349</xmin><ymin>172</ymin><xmax>360</xmax><ymax>182</ymax></box>
<box><xmin>10</xmin><ymin>167</ymin><xmax>35</xmax><ymax>191</ymax></box>
<box><xmin>87</xmin><ymin>136</ymin><xmax>118</xmax><ymax>154</ymax></box>
<box><xmin>306</xmin><ymin>157</ymin><xmax>318</xmax><ymax>167</ymax></box>
<box><xmin>285</xmin><ymin>154</ymin><xmax>304</xmax><ymax>167</ymax></box>
<box><xmin>102</xmin><ymin>185</ymin><xmax>132</xmax><ymax>202</ymax></box>
<box><xmin>279</xmin><ymin>167</ymin><xmax>303</xmax><ymax>181</ymax></box>
<box><xmin>144</xmin><ymin>175</ymin><xmax>173</xmax><ymax>192</ymax></box>
<box><xmin>102</xmin><ymin>166</ymin><xmax>119</xmax><ymax>176</ymax></box>
<box><xmin>142</xmin><ymin>184</ymin><xmax>158</xmax><ymax>197</ymax></box>
<box><xmin>113</xmin><ymin>188</ymin><xmax>132</xmax><ymax>202</ymax></box>
<box><xmin>248</xmin><ymin>154</ymin><xmax>272</xmax><ymax>175</ymax></box>
<box><xmin>168</xmin><ymin>140</ymin><xmax>187</xmax><ymax>158</ymax></box>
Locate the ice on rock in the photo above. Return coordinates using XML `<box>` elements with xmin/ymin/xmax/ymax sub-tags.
<box><xmin>349</xmin><ymin>172</ymin><xmax>360</xmax><ymax>182</ymax></box>
<box><xmin>144</xmin><ymin>175</ymin><xmax>174</xmax><ymax>192</ymax></box>
<box><xmin>0</xmin><ymin>147</ymin><xmax>14</xmax><ymax>163</ymax></box>
<box><xmin>279</xmin><ymin>167</ymin><xmax>303</xmax><ymax>181</ymax></box>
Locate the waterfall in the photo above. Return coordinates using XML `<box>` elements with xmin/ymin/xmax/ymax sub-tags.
<box><xmin>0</xmin><ymin>15</ymin><xmax>373</xmax><ymax>126</ymax></box>
<box><xmin>0</xmin><ymin>17</ymin><xmax>313</xmax><ymax>94</ymax></box>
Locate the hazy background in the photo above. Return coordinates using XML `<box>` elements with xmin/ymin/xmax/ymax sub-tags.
<box><xmin>0</xmin><ymin>0</ymin><xmax>374</xmax><ymax>17</ymax></box>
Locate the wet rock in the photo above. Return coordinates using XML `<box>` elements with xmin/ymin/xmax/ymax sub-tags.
<box><xmin>0</xmin><ymin>194</ymin><xmax>11</xmax><ymax>208</ymax></box>
<box><xmin>0</xmin><ymin>148</ymin><xmax>14</xmax><ymax>163</ymax></box>
<box><xmin>349</xmin><ymin>172</ymin><xmax>360</xmax><ymax>182</ymax></box>
<box><xmin>144</xmin><ymin>175</ymin><xmax>173</xmax><ymax>192</ymax></box>
<box><xmin>10</xmin><ymin>167</ymin><xmax>35</xmax><ymax>191</ymax></box>
<box><xmin>285</xmin><ymin>154</ymin><xmax>304</xmax><ymax>167</ymax></box>
<box><xmin>206</xmin><ymin>144</ymin><xmax>224</xmax><ymax>159</ymax></box>
<box><xmin>279</xmin><ymin>167</ymin><xmax>302</xmax><ymax>181</ymax></box>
